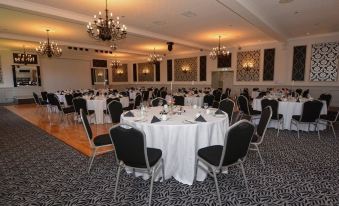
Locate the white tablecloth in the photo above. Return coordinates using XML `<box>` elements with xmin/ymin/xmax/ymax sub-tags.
<box><xmin>251</xmin><ymin>91</ymin><xmax>260</xmax><ymax>99</ymax></box>
<box><xmin>121</xmin><ymin>106</ymin><xmax>229</xmax><ymax>185</ymax></box>
<box><xmin>252</xmin><ymin>99</ymin><xmax>327</xmax><ymax>131</ymax></box>
<box><xmin>86</xmin><ymin>96</ymin><xmax>129</xmax><ymax>124</ymax></box>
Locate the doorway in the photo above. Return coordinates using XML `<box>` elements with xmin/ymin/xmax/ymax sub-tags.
<box><xmin>211</xmin><ymin>71</ymin><xmax>234</xmax><ymax>90</ymax></box>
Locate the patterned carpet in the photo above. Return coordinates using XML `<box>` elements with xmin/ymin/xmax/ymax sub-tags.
<box><xmin>0</xmin><ymin>107</ymin><xmax>339</xmax><ymax>206</ymax></box>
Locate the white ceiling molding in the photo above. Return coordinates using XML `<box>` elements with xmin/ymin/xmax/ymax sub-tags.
<box><xmin>0</xmin><ymin>0</ymin><xmax>209</xmax><ymax>50</ymax></box>
<box><xmin>216</xmin><ymin>0</ymin><xmax>287</xmax><ymax>42</ymax></box>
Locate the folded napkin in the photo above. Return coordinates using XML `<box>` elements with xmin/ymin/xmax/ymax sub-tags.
<box><xmin>124</xmin><ymin>111</ymin><xmax>135</xmax><ymax>117</ymax></box>
<box><xmin>215</xmin><ymin>109</ymin><xmax>224</xmax><ymax>115</ymax></box>
<box><xmin>151</xmin><ymin>116</ymin><xmax>161</xmax><ymax>123</ymax></box>
<box><xmin>195</xmin><ymin>115</ymin><xmax>207</xmax><ymax>122</ymax></box>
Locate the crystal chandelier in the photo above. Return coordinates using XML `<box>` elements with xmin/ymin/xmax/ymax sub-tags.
<box><xmin>209</xmin><ymin>36</ymin><xmax>229</xmax><ymax>60</ymax></box>
<box><xmin>36</xmin><ymin>29</ymin><xmax>62</xmax><ymax>58</ymax></box>
<box><xmin>148</xmin><ymin>48</ymin><xmax>163</xmax><ymax>64</ymax></box>
<box><xmin>110</xmin><ymin>58</ymin><xmax>122</xmax><ymax>69</ymax></box>
<box><xmin>87</xmin><ymin>0</ymin><xmax>127</xmax><ymax>41</ymax></box>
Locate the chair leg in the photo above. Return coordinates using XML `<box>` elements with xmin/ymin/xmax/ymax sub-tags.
<box><xmin>193</xmin><ymin>158</ymin><xmax>199</xmax><ymax>182</ymax></box>
<box><xmin>297</xmin><ymin>123</ymin><xmax>300</xmax><ymax>138</ymax></box>
<box><xmin>255</xmin><ymin>145</ymin><xmax>265</xmax><ymax>167</ymax></box>
<box><xmin>148</xmin><ymin>167</ymin><xmax>156</xmax><ymax>206</ymax></box>
<box><xmin>330</xmin><ymin>122</ymin><xmax>336</xmax><ymax>138</ymax></box>
<box><xmin>161</xmin><ymin>159</ymin><xmax>165</xmax><ymax>182</ymax></box>
<box><xmin>88</xmin><ymin>149</ymin><xmax>97</xmax><ymax>173</ymax></box>
<box><xmin>239</xmin><ymin>162</ymin><xmax>249</xmax><ymax>193</ymax></box>
<box><xmin>276</xmin><ymin>120</ymin><xmax>280</xmax><ymax>137</ymax></box>
<box><xmin>212</xmin><ymin>169</ymin><xmax>222</xmax><ymax>206</ymax></box>
<box><xmin>114</xmin><ymin>164</ymin><xmax>122</xmax><ymax>200</ymax></box>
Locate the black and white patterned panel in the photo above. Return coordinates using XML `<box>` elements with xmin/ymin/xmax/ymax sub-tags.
<box><xmin>263</xmin><ymin>48</ymin><xmax>275</xmax><ymax>81</ymax></box>
<box><xmin>138</xmin><ymin>62</ymin><xmax>154</xmax><ymax>82</ymax></box>
<box><xmin>292</xmin><ymin>46</ymin><xmax>307</xmax><ymax>81</ymax></box>
<box><xmin>310</xmin><ymin>42</ymin><xmax>339</xmax><ymax>82</ymax></box>
<box><xmin>112</xmin><ymin>64</ymin><xmax>128</xmax><ymax>82</ymax></box>
<box><xmin>174</xmin><ymin>57</ymin><xmax>197</xmax><ymax>81</ymax></box>
<box><xmin>236</xmin><ymin>50</ymin><xmax>260</xmax><ymax>81</ymax></box>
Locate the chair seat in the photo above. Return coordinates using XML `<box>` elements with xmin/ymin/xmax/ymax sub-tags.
<box><xmin>251</xmin><ymin>133</ymin><xmax>260</xmax><ymax>143</ymax></box>
<box><xmin>93</xmin><ymin>134</ymin><xmax>112</xmax><ymax>147</ymax></box>
<box><xmin>250</xmin><ymin>108</ymin><xmax>261</xmax><ymax>115</ymax></box>
<box><xmin>320</xmin><ymin>111</ymin><xmax>338</xmax><ymax>122</ymax></box>
<box><xmin>62</xmin><ymin>106</ymin><xmax>75</xmax><ymax>114</ymax></box>
<box><xmin>126</xmin><ymin>148</ymin><xmax>162</xmax><ymax>168</ymax></box>
<box><xmin>272</xmin><ymin>114</ymin><xmax>283</xmax><ymax>120</ymax></box>
<box><xmin>198</xmin><ymin>145</ymin><xmax>237</xmax><ymax>167</ymax></box>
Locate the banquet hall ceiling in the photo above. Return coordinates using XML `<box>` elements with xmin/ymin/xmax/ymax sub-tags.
<box><xmin>0</xmin><ymin>0</ymin><xmax>338</xmax><ymax>60</ymax></box>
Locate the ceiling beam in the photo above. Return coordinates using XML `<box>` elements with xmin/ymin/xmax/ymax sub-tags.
<box><xmin>216</xmin><ymin>0</ymin><xmax>288</xmax><ymax>42</ymax></box>
<box><xmin>0</xmin><ymin>0</ymin><xmax>210</xmax><ymax>50</ymax></box>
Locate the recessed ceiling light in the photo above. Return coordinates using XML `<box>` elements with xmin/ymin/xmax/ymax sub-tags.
<box><xmin>279</xmin><ymin>0</ymin><xmax>294</xmax><ymax>4</ymax></box>
<box><xmin>181</xmin><ymin>11</ymin><xmax>197</xmax><ymax>18</ymax></box>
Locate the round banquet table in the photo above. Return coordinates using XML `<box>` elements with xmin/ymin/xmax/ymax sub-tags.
<box><xmin>121</xmin><ymin>106</ymin><xmax>229</xmax><ymax>185</ymax></box>
<box><xmin>252</xmin><ymin>98</ymin><xmax>327</xmax><ymax>131</ymax></box>
<box><xmin>85</xmin><ymin>96</ymin><xmax>129</xmax><ymax>124</ymax></box>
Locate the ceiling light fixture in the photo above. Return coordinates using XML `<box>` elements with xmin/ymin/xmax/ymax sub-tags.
<box><xmin>36</xmin><ymin>29</ymin><xmax>62</xmax><ymax>58</ymax></box>
<box><xmin>87</xmin><ymin>0</ymin><xmax>127</xmax><ymax>42</ymax></box>
<box><xmin>148</xmin><ymin>48</ymin><xmax>163</xmax><ymax>64</ymax></box>
<box><xmin>209</xmin><ymin>35</ymin><xmax>230</xmax><ymax>60</ymax></box>
<box><xmin>111</xmin><ymin>56</ymin><xmax>122</xmax><ymax>69</ymax></box>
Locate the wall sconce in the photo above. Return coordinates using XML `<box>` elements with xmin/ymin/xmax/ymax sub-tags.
<box><xmin>243</xmin><ymin>62</ymin><xmax>254</xmax><ymax>70</ymax></box>
<box><xmin>116</xmin><ymin>68</ymin><xmax>124</xmax><ymax>75</ymax></box>
<box><xmin>181</xmin><ymin>65</ymin><xmax>191</xmax><ymax>73</ymax></box>
<box><xmin>97</xmin><ymin>72</ymin><xmax>104</xmax><ymax>77</ymax></box>
<box><xmin>142</xmin><ymin>68</ymin><xmax>150</xmax><ymax>75</ymax></box>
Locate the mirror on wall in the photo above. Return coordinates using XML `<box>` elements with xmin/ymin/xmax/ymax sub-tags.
<box><xmin>91</xmin><ymin>68</ymin><xmax>108</xmax><ymax>85</ymax></box>
<box><xmin>12</xmin><ymin>65</ymin><xmax>41</xmax><ymax>87</ymax></box>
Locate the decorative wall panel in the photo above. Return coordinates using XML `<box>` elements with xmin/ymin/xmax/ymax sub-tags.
<box><xmin>310</xmin><ymin>42</ymin><xmax>339</xmax><ymax>81</ymax></box>
<box><xmin>167</xmin><ymin>60</ymin><xmax>173</xmax><ymax>81</ymax></box>
<box><xmin>112</xmin><ymin>64</ymin><xmax>128</xmax><ymax>82</ymax></box>
<box><xmin>217</xmin><ymin>53</ymin><xmax>232</xmax><ymax>68</ymax></box>
<box><xmin>263</xmin><ymin>48</ymin><xmax>275</xmax><ymax>81</ymax></box>
<box><xmin>200</xmin><ymin>56</ymin><xmax>207</xmax><ymax>81</ymax></box>
<box><xmin>0</xmin><ymin>56</ymin><xmax>3</xmax><ymax>83</ymax></box>
<box><xmin>236</xmin><ymin>50</ymin><xmax>260</xmax><ymax>81</ymax></box>
<box><xmin>155</xmin><ymin>62</ymin><xmax>160</xmax><ymax>81</ymax></box>
<box><xmin>174</xmin><ymin>57</ymin><xmax>197</xmax><ymax>81</ymax></box>
<box><xmin>133</xmin><ymin>64</ymin><xmax>137</xmax><ymax>82</ymax></box>
<box><xmin>138</xmin><ymin>62</ymin><xmax>154</xmax><ymax>82</ymax></box>
<box><xmin>292</xmin><ymin>45</ymin><xmax>306</xmax><ymax>81</ymax></box>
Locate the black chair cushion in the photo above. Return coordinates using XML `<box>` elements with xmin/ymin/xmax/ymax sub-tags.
<box><xmin>292</xmin><ymin>115</ymin><xmax>300</xmax><ymax>121</ymax></box>
<box><xmin>250</xmin><ymin>108</ymin><xmax>261</xmax><ymax>115</ymax></box>
<box><xmin>272</xmin><ymin>114</ymin><xmax>283</xmax><ymax>120</ymax></box>
<box><xmin>198</xmin><ymin>145</ymin><xmax>237</xmax><ymax>167</ymax></box>
<box><xmin>251</xmin><ymin>133</ymin><xmax>260</xmax><ymax>143</ymax></box>
<box><xmin>63</xmin><ymin>106</ymin><xmax>75</xmax><ymax>114</ymax></box>
<box><xmin>320</xmin><ymin>111</ymin><xmax>338</xmax><ymax>122</ymax></box>
<box><xmin>93</xmin><ymin>134</ymin><xmax>112</xmax><ymax>147</ymax></box>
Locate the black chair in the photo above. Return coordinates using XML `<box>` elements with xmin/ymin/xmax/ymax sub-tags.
<box><xmin>296</xmin><ymin>89</ymin><xmax>303</xmax><ymax>96</ymax></box>
<box><xmin>73</xmin><ymin>92</ymin><xmax>82</xmax><ymax>98</ymax></box>
<box><xmin>249</xmin><ymin>106</ymin><xmax>272</xmax><ymax>167</ymax></box>
<box><xmin>290</xmin><ymin>100</ymin><xmax>323</xmax><ymax>138</ymax></box>
<box><xmin>142</xmin><ymin>90</ymin><xmax>150</xmax><ymax>102</ymax></box>
<box><xmin>151</xmin><ymin>97</ymin><xmax>167</xmax><ymax>107</ymax></box>
<box><xmin>41</xmin><ymin>91</ymin><xmax>48</xmax><ymax>103</ymax></box>
<box><xmin>173</xmin><ymin>96</ymin><xmax>185</xmax><ymax>106</ymax></box>
<box><xmin>109</xmin><ymin>124</ymin><xmax>165</xmax><ymax>206</ymax></box>
<box><xmin>103</xmin><ymin>97</ymin><xmax>116</xmax><ymax>114</ymax></box>
<box><xmin>107</xmin><ymin>100</ymin><xmax>123</xmax><ymax>124</ymax></box>
<box><xmin>194</xmin><ymin>120</ymin><xmax>255</xmax><ymax>205</ymax></box>
<box><xmin>134</xmin><ymin>94</ymin><xmax>142</xmax><ymax>109</ymax></box>
<box><xmin>213</xmin><ymin>90</ymin><xmax>221</xmax><ymax>102</ymax></box>
<box><xmin>46</xmin><ymin>93</ymin><xmax>59</xmax><ymax>113</ymax></box>
<box><xmin>73</xmin><ymin>97</ymin><xmax>95</xmax><ymax>123</ymax></box>
<box><xmin>80</xmin><ymin>109</ymin><xmax>113</xmax><ymax>173</ymax></box>
<box><xmin>261</xmin><ymin>98</ymin><xmax>283</xmax><ymax>137</ymax></box>
<box><xmin>160</xmin><ymin>90</ymin><xmax>167</xmax><ymax>99</ymax></box>
<box><xmin>237</xmin><ymin>95</ymin><xmax>261</xmax><ymax>120</ymax></box>
<box><xmin>64</xmin><ymin>93</ymin><xmax>74</xmax><ymax>108</ymax></box>
<box><xmin>319</xmin><ymin>93</ymin><xmax>332</xmax><ymax>108</ymax></box>
<box><xmin>302</xmin><ymin>89</ymin><xmax>309</xmax><ymax>98</ymax></box>
<box><xmin>319</xmin><ymin>110</ymin><xmax>339</xmax><ymax>138</ymax></box>
<box><xmin>33</xmin><ymin>92</ymin><xmax>47</xmax><ymax>112</ymax></box>
<box><xmin>203</xmin><ymin>94</ymin><xmax>215</xmax><ymax>107</ymax></box>
<box><xmin>218</xmin><ymin>98</ymin><xmax>235</xmax><ymax>125</ymax></box>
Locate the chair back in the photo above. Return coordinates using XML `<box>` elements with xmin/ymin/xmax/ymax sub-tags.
<box><xmin>32</xmin><ymin>92</ymin><xmax>40</xmax><ymax>105</ymax></box>
<box><xmin>47</xmin><ymin>93</ymin><xmax>61</xmax><ymax>110</ymax></box>
<box><xmin>151</xmin><ymin>97</ymin><xmax>167</xmax><ymax>107</ymax></box>
<box><xmin>256</xmin><ymin>106</ymin><xmax>272</xmax><ymax>144</ymax></box>
<box><xmin>173</xmin><ymin>96</ymin><xmax>185</xmax><ymax>106</ymax></box>
<box><xmin>80</xmin><ymin>109</ymin><xmax>93</xmax><ymax>145</ymax></box>
<box><xmin>300</xmin><ymin>100</ymin><xmax>323</xmax><ymax>122</ymax></box>
<box><xmin>134</xmin><ymin>94</ymin><xmax>142</xmax><ymax>109</ymax></box>
<box><xmin>302</xmin><ymin>89</ymin><xmax>309</xmax><ymax>98</ymax></box>
<box><xmin>296</xmin><ymin>89</ymin><xmax>303</xmax><ymax>95</ymax></box>
<box><xmin>219</xmin><ymin>98</ymin><xmax>235</xmax><ymax>124</ymax></box>
<box><xmin>41</xmin><ymin>91</ymin><xmax>48</xmax><ymax>101</ymax></box>
<box><xmin>65</xmin><ymin>94</ymin><xmax>74</xmax><ymax>106</ymax></box>
<box><xmin>109</xmin><ymin>124</ymin><xmax>150</xmax><ymax>169</ymax></box>
<box><xmin>73</xmin><ymin>92</ymin><xmax>82</xmax><ymax>98</ymax></box>
<box><xmin>261</xmin><ymin>99</ymin><xmax>279</xmax><ymax>120</ymax></box>
<box><xmin>319</xmin><ymin>93</ymin><xmax>332</xmax><ymax>108</ymax></box>
<box><xmin>160</xmin><ymin>91</ymin><xmax>167</xmax><ymax>99</ymax></box>
<box><xmin>213</xmin><ymin>90</ymin><xmax>221</xmax><ymax>102</ymax></box>
<box><xmin>142</xmin><ymin>90</ymin><xmax>150</xmax><ymax>101</ymax></box>
<box><xmin>73</xmin><ymin>97</ymin><xmax>88</xmax><ymax>115</ymax></box>
<box><xmin>203</xmin><ymin>94</ymin><xmax>214</xmax><ymax>107</ymax></box>
<box><xmin>237</xmin><ymin>95</ymin><xmax>250</xmax><ymax>115</ymax></box>
<box><xmin>107</xmin><ymin>100</ymin><xmax>123</xmax><ymax>123</ymax></box>
<box><xmin>219</xmin><ymin>120</ymin><xmax>255</xmax><ymax>168</ymax></box>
